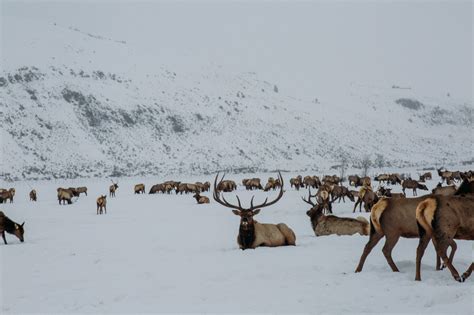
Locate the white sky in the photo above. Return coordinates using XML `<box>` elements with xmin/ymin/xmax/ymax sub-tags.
<box><xmin>1</xmin><ymin>0</ymin><xmax>472</xmax><ymax>100</ymax></box>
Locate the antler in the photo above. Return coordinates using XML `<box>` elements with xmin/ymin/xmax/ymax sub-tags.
<box><xmin>248</xmin><ymin>171</ymin><xmax>284</xmax><ymax>211</ymax></box>
<box><xmin>301</xmin><ymin>188</ymin><xmax>316</xmax><ymax>206</ymax></box>
<box><xmin>213</xmin><ymin>173</ymin><xmax>242</xmax><ymax>210</ymax></box>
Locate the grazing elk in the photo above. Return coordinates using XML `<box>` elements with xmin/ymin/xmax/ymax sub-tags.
<box><xmin>213</xmin><ymin>172</ymin><xmax>296</xmax><ymax>250</ymax></box>
<box><xmin>330</xmin><ymin>185</ymin><xmax>355</xmax><ymax>203</ymax></box>
<box><xmin>374</xmin><ymin>174</ymin><xmax>390</xmax><ymax>184</ymax></box>
<box><xmin>415</xmin><ymin>195</ymin><xmax>474</xmax><ymax>281</ymax></box>
<box><xmin>355</xmin><ymin>196</ymin><xmax>454</xmax><ymax>274</ymax></box>
<box><xmin>29</xmin><ymin>189</ymin><xmax>37</xmax><ymax>201</ymax></box>
<box><xmin>437</xmin><ymin>168</ymin><xmax>454</xmax><ymax>184</ymax></box>
<box><xmin>109</xmin><ymin>181</ymin><xmax>118</xmax><ymax>197</ymax></box>
<box><xmin>303</xmin><ymin>175</ymin><xmax>320</xmax><ymax>189</ymax></box>
<box><xmin>134</xmin><ymin>183</ymin><xmax>146</xmax><ymax>194</ymax></box>
<box><xmin>401</xmin><ymin>179</ymin><xmax>428</xmax><ymax>196</ymax></box>
<box><xmin>353</xmin><ymin>187</ymin><xmax>378</xmax><ymax>213</ymax></box>
<box><xmin>76</xmin><ymin>187</ymin><xmax>88</xmax><ymax>196</ymax></box>
<box><xmin>96</xmin><ymin>195</ymin><xmax>107</xmax><ymax>214</ymax></box>
<box><xmin>418</xmin><ymin>172</ymin><xmax>432</xmax><ymax>182</ymax></box>
<box><xmin>290</xmin><ymin>175</ymin><xmax>304</xmax><ymax>190</ymax></box>
<box><xmin>264</xmin><ymin>177</ymin><xmax>282</xmax><ymax>191</ymax></box>
<box><xmin>193</xmin><ymin>192</ymin><xmax>210</xmax><ymax>204</ymax></box>
<box><xmin>0</xmin><ymin>188</ymin><xmax>15</xmax><ymax>203</ymax></box>
<box><xmin>57</xmin><ymin>188</ymin><xmax>74</xmax><ymax>205</ymax></box>
<box><xmin>0</xmin><ymin>211</ymin><xmax>25</xmax><ymax>244</ymax></box>
<box><xmin>388</xmin><ymin>173</ymin><xmax>402</xmax><ymax>185</ymax></box>
<box><xmin>432</xmin><ymin>183</ymin><xmax>457</xmax><ymax>196</ymax></box>
<box><xmin>243</xmin><ymin>178</ymin><xmax>263</xmax><ymax>190</ymax></box>
<box><xmin>302</xmin><ymin>190</ymin><xmax>369</xmax><ymax>236</ymax></box>
<box><xmin>149</xmin><ymin>184</ymin><xmax>164</xmax><ymax>194</ymax></box>
<box><xmin>216</xmin><ymin>179</ymin><xmax>237</xmax><ymax>193</ymax></box>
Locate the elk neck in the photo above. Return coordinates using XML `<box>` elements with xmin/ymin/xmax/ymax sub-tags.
<box><xmin>238</xmin><ymin>221</ymin><xmax>256</xmax><ymax>249</ymax></box>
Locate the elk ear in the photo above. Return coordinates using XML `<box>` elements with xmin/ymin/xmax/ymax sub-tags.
<box><xmin>21</xmin><ymin>222</ymin><xmax>25</xmax><ymax>227</ymax></box>
<box><xmin>232</xmin><ymin>210</ymin><xmax>241</xmax><ymax>216</ymax></box>
<box><xmin>252</xmin><ymin>209</ymin><xmax>261</xmax><ymax>215</ymax></box>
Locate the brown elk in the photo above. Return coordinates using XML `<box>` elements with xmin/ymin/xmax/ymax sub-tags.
<box><xmin>76</xmin><ymin>187</ymin><xmax>88</xmax><ymax>196</ymax></box>
<box><xmin>149</xmin><ymin>184</ymin><xmax>164</xmax><ymax>194</ymax></box>
<box><xmin>216</xmin><ymin>179</ymin><xmax>237</xmax><ymax>192</ymax></box>
<box><xmin>388</xmin><ymin>173</ymin><xmax>402</xmax><ymax>185</ymax></box>
<box><xmin>432</xmin><ymin>183</ymin><xmax>457</xmax><ymax>196</ymax></box>
<box><xmin>290</xmin><ymin>176</ymin><xmax>304</xmax><ymax>190</ymax></box>
<box><xmin>330</xmin><ymin>185</ymin><xmax>355</xmax><ymax>203</ymax></box>
<box><xmin>375</xmin><ymin>174</ymin><xmax>390</xmax><ymax>184</ymax></box>
<box><xmin>213</xmin><ymin>172</ymin><xmax>296</xmax><ymax>250</ymax></box>
<box><xmin>243</xmin><ymin>178</ymin><xmax>263</xmax><ymax>190</ymax></box>
<box><xmin>348</xmin><ymin>175</ymin><xmax>360</xmax><ymax>186</ymax></box>
<box><xmin>0</xmin><ymin>211</ymin><xmax>24</xmax><ymax>244</ymax></box>
<box><xmin>401</xmin><ymin>179</ymin><xmax>428</xmax><ymax>196</ymax></box>
<box><xmin>415</xmin><ymin>195</ymin><xmax>474</xmax><ymax>281</ymax></box>
<box><xmin>302</xmin><ymin>190</ymin><xmax>369</xmax><ymax>236</ymax></box>
<box><xmin>353</xmin><ymin>187</ymin><xmax>378</xmax><ymax>213</ymax></box>
<box><xmin>29</xmin><ymin>189</ymin><xmax>37</xmax><ymax>201</ymax></box>
<box><xmin>193</xmin><ymin>192</ymin><xmax>210</xmax><ymax>204</ymax></box>
<box><xmin>437</xmin><ymin>168</ymin><xmax>453</xmax><ymax>184</ymax></box>
<box><xmin>134</xmin><ymin>183</ymin><xmax>146</xmax><ymax>194</ymax></box>
<box><xmin>57</xmin><ymin>188</ymin><xmax>74</xmax><ymax>205</ymax></box>
<box><xmin>418</xmin><ymin>172</ymin><xmax>432</xmax><ymax>182</ymax></box>
<box><xmin>0</xmin><ymin>188</ymin><xmax>15</xmax><ymax>203</ymax></box>
<box><xmin>355</xmin><ymin>196</ymin><xmax>455</xmax><ymax>274</ymax></box>
<box><xmin>96</xmin><ymin>195</ymin><xmax>107</xmax><ymax>214</ymax></box>
<box><xmin>323</xmin><ymin>175</ymin><xmax>341</xmax><ymax>186</ymax></box>
<box><xmin>109</xmin><ymin>181</ymin><xmax>118</xmax><ymax>197</ymax></box>
<box><xmin>303</xmin><ymin>175</ymin><xmax>320</xmax><ymax>189</ymax></box>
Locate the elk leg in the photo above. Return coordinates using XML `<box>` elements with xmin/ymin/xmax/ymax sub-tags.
<box><xmin>2</xmin><ymin>231</ymin><xmax>7</xmax><ymax>244</ymax></box>
<box><xmin>382</xmin><ymin>234</ymin><xmax>400</xmax><ymax>272</ymax></box>
<box><xmin>353</xmin><ymin>199</ymin><xmax>360</xmax><ymax>213</ymax></box>
<box><xmin>440</xmin><ymin>240</ymin><xmax>457</xmax><ymax>270</ymax></box>
<box><xmin>355</xmin><ymin>232</ymin><xmax>384</xmax><ymax>272</ymax></box>
<box><xmin>461</xmin><ymin>263</ymin><xmax>474</xmax><ymax>281</ymax></box>
<box><xmin>415</xmin><ymin>233</ymin><xmax>431</xmax><ymax>281</ymax></box>
<box><xmin>435</xmin><ymin>239</ymin><xmax>462</xmax><ymax>282</ymax></box>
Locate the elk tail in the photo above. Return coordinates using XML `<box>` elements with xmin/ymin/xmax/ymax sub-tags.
<box><xmin>416</xmin><ymin>197</ymin><xmax>436</xmax><ymax>236</ymax></box>
<box><xmin>370</xmin><ymin>198</ymin><xmax>388</xmax><ymax>234</ymax></box>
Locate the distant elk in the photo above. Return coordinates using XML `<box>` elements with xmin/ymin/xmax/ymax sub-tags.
<box><xmin>264</xmin><ymin>177</ymin><xmax>282</xmax><ymax>191</ymax></box>
<box><xmin>0</xmin><ymin>211</ymin><xmax>25</xmax><ymax>244</ymax></box>
<box><xmin>416</xmin><ymin>194</ymin><xmax>474</xmax><ymax>282</ymax></box>
<box><xmin>353</xmin><ymin>187</ymin><xmax>378</xmax><ymax>213</ymax></box>
<box><xmin>349</xmin><ymin>175</ymin><xmax>371</xmax><ymax>187</ymax></box>
<box><xmin>109</xmin><ymin>181</ymin><xmax>119</xmax><ymax>197</ymax></box>
<box><xmin>374</xmin><ymin>174</ymin><xmax>390</xmax><ymax>184</ymax></box>
<box><xmin>376</xmin><ymin>186</ymin><xmax>405</xmax><ymax>199</ymax></box>
<box><xmin>29</xmin><ymin>189</ymin><xmax>37</xmax><ymax>201</ymax></box>
<box><xmin>216</xmin><ymin>179</ymin><xmax>237</xmax><ymax>193</ymax></box>
<box><xmin>437</xmin><ymin>168</ymin><xmax>454</xmax><ymax>184</ymax></box>
<box><xmin>134</xmin><ymin>183</ymin><xmax>146</xmax><ymax>194</ymax></box>
<box><xmin>0</xmin><ymin>188</ymin><xmax>15</xmax><ymax>203</ymax></box>
<box><xmin>195</xmin><ymin>181</ymin><xmax>210</xmax><ymax>192</ymax></box>
<box><xmin>401</xmin><ymin>179</ymin><xmax>428</xmax><ymax>196</ymax></box>
<box><xmin>302</xmin><ymin>189</ymin><xmax>369</xmax><ymax>236</ymax></box>
<box><xmin>303</xmin><ymin>175</ymin><xmax>321</xmax><ymax>189</ymax></box>
<box><xmin>57</xmin><ymin>187</ymin><xmax>75</xmax><ymax>205</ymax></box>
<box><xmin>176</xmin><ymin>183</ymin><xmax>200</xmax><ymax>194</ymax></box>
<box><xmin>418</xmin><ymin>172</ymin><xmax>432</xmax><ymax>182</ymax></box>
<box><xmin>96</xmin><ymin>195</ymin><xmax>107</xmax><ymax>214</ymax></box>
<box><xmin>290</xmin><ymin>175</ymin><xmax>304</xmax><ymax>190</ymax></box>
<box><xmin>149</xmin><ymin>183</ymin><xmax>174</xmax><ymax>194</ymax></box>
<box><xmin>323</xmin><ymin>175</ymin><xmax>341</xmax><ymax>186</ymax></box>
<box><xmin>330</xmin><ymin>185</ymin><xmax>355</xmax><ymax>203</ymax></box>
<box><xmin>193</xmin><ymin>192</ymin><xmax>210</xmax><ymax>204</ymax></box>
<box><xmin>432</xmin><ymin>183</ymin><xmax>457</xmax><ymax>196</ymax></box>
<box><xmin>75</xmin><ymin>187</ymin><xmax>88</xmax><ymax>196</ymax></box>
<box><xmin>242</xmin><ymin>178</ymin><xmax>263</xmax><ymax>190</ymax></box>
<box><xmin>213</xmin><ymin>172</ymin><xmax>296</xmax><ymax>249</ymax></box>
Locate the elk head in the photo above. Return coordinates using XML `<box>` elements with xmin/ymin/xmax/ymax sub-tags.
<box><xmin>13</xmin><ymin>222</ymin><xmax>25</xmax><ymax>242</ymax></box>
<box><xmin>213</xmin><ymin>171</ymin><xmax>284</xmax><ymax>250</ymax></box>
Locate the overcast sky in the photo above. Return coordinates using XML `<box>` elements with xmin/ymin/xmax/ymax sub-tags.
<box><xmin>2</xmin><ymin>0</ymin><xmax>472</xmax><ymax>99</ymax></box>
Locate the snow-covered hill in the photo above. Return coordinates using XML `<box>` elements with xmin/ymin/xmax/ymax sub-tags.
<box><xmin>1</xmin><ymin>14</ymin><xmax>472</xmax><ymax>180</ymax></box>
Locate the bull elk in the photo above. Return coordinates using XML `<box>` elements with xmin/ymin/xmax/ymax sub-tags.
<box><xmin>96</xmin><ymin>195</ymin><xmax>107</xmax><ymax>214</ymax></box>
<box><xmin>109</xmin><ymin>181</ymin><xmax>118</xmax><ymax>197</ymax></box>
<box><xmin>0</xmin><ymin>211</ymin><xmax>25</xmax><ymax>244</ymax></box>
<box><xmin>134</xmin><ymin>183</ymin><xmax>146</xmax><ymax>194</ymax></box>
<box><xmin>401</xmin><ymin>179</ymin><xmax>428</xmax><ymax>196</ymax></box>
<box><xmin>213</xmin><ymin>172</ymin><xmax>296</xmax><ymax>250</ymax></box>
<box><xmin>302</xmin><ymin>190</ymin><xmax>369</xmax><ymax>236</ymax></box>
<box><xmin>29</xmin><ymin>189</ymin><xmax>37</xmax><ymax>201</ymax></box>
<box><xmin>193</xmin><ymin>192</ymin><xmax>210</xmax><ymax>204</ymax></box>
<box><xmin>416</xmin><ymin>195</ymin><xmax>474</xmax><ymax>281</ymax></box>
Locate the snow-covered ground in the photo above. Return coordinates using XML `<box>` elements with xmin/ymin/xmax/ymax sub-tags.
<box><xmin>0</xmin><ymin>173</ymin><xmax>472</xmax><ymax>314</ymax></box>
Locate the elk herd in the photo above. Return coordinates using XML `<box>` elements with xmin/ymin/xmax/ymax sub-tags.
<box><xmin>0</xmin><ymin>167</ymin><xmax>472</xmax><ymax>283</ymax></box>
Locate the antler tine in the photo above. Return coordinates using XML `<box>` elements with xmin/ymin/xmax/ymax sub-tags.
<box><xmin>248</xmin><ymin>171</ymin><xmax>284</xmax><ymax>211</ymax></box>
<box><xmin>236</xmin><ymin>195</ymin><xmax>243</xmax><ymax>208</ymax></box>
<box><xmin>302</xmin><ymin>188</ymin><xmax>316</xmax><ymax>206</ymax></box>
<box><xmin>213</xmin><ymin>172</ymin><xmax>242</xmax><ymax>211</ymax></box>
<box><xmin>250</xmin><ymin>195</ymin><xmax>255</xmax><ymax>208</ymax></box>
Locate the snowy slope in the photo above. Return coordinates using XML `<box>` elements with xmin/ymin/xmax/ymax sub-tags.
<box><xmin>0</xmin><ymin>174</ymin><xmax>472</xmax><ymax>313</ymax></box>
<box><xmin>1</xmin><ymin>15</ymin><xmax>472</xmax><ymax>180</ymax></box>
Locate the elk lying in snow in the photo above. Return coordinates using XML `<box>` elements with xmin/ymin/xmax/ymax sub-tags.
<box><xmin>0</xmin><ymin>188</ymin><xmax>15</xmax><ymax>203</ymax></box>
<box><xmin>109</xmin><ymin>181</ymin><xmax>118</xmax><ymax>197</ymax></box>
<box><xmin>355</xmin><ymin>196</ymin><xmax>455</xmax><ymax>273</ymax></box>
<box><xmin>134</xmin><ymin>183</ymin><xmax>146</xmax><ymax>194</ymax></box>
<box><xmin>57</xmin><ymin>188</ymin><xmax>74</xmax><ymax>205</ymax></box>
<box><xmin>96</xmin><ymin>195</ymin><xmax>107</xmax><ymax>214</ymax></box>
<box><xmin>302</xmin><ymin>190</ymin><xmax>369</xmax><ymax>236</ymax></box>
<box><xmin>29</xmin><ymin>189</ymin><xmax>37</xmax><ymax>201</ymax></box>
<box><xmin>193</xmin><ymin>192</ymin><xmax>210</xmax><ymax>204</ymax></box>
<box><xmin>213</xmin><ymin>172</ymin><xmax>296</xmax><ymax>250</ymax></box>
<box><xmin>401</xmin><ymin>179</ymin><xmax>428</xmax><ymax>196</ymax></box>
<box><xmin>416</xmin><ymin>195</ymin><xmax>474</xmax><ymax>281</ymax></box>
<box><xmin>432</xmin><ymin>183</ymin><xmax>457</xmax><ymax>196</ymax></box>
<box><xmin>0</xmin><ymin>211</ymin><xmax>25</xmax><ymax>244</ymax></box>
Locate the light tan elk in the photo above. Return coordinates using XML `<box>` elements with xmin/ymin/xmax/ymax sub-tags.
<box><xmin>76</xmin><ymin>187</ymin><xmax>88</xmax><ymax>196</ymax></box>
<box><xmin>355</xmin><ymin>196</ymin><xmax>455</xmax><ymax>273</ymax></box>
<box><xmin>0</xmin><ymin>188</ymin><xmax>15</xmax><ymax>203</ymax></box>
<box><xmin>432</xmin><ymin>183</ymin><xmax>457</xmax><ymax>196</ymax></box>
<box><xmin>437</xmin><ymin>168</ymin><xmax>453</xmax><ymax>184</ymax></box>
<box><xmin>302</xmin><ymin>190</ymin><xmax>369</xmax><ymax>236</ymax></box>
<box><xmin>109</xmin><ymin>181</ymin><xmax>118</xmax><ymax>197</ymax></box>
<box><xmin>57</xmin><ymin>188</ymin><xmax>74</xmax><ymax>205</ymax></box>
<box><xmin>213</xmin><ymin>172</ymin><xmax>296</xmax><ymax>250</ymax></box>
<box><xmin>264</xmin><ymin>177</ymin><xmax>282</xmax><ymax>191</ymax></box>
<box><xmin>416</xmin><ymin>195</ymin><xmax>474</xmax><ymax>281</ymax></box>
<box><xmin>134</xmin><ymin>183</ymin><xmax>146</xmax><ymax>194</ymax></box>
<box><xmin>96</xmin><ymin>195</ymin><xmax>107</xmax><ymax>214</ymax></box>
<box><xmin>193</xmin><ymin>192</ymin><xmax>210</xmax><ymax>204</ymax></box>
<box><xmin>402</xmin><ymin>179</ymin><xmax>428</xmax><ymax>196</ymax></box>
<box><xmin>29</xmin><ymin>189</ymin><xmax>37</xmax><ymax>201</ymax></box>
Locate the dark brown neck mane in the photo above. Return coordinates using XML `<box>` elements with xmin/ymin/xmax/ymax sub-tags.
<box><xmin>239</xmin><ymin>223</ymin><xmax>256</xmax><ymax>249</ymax></box>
